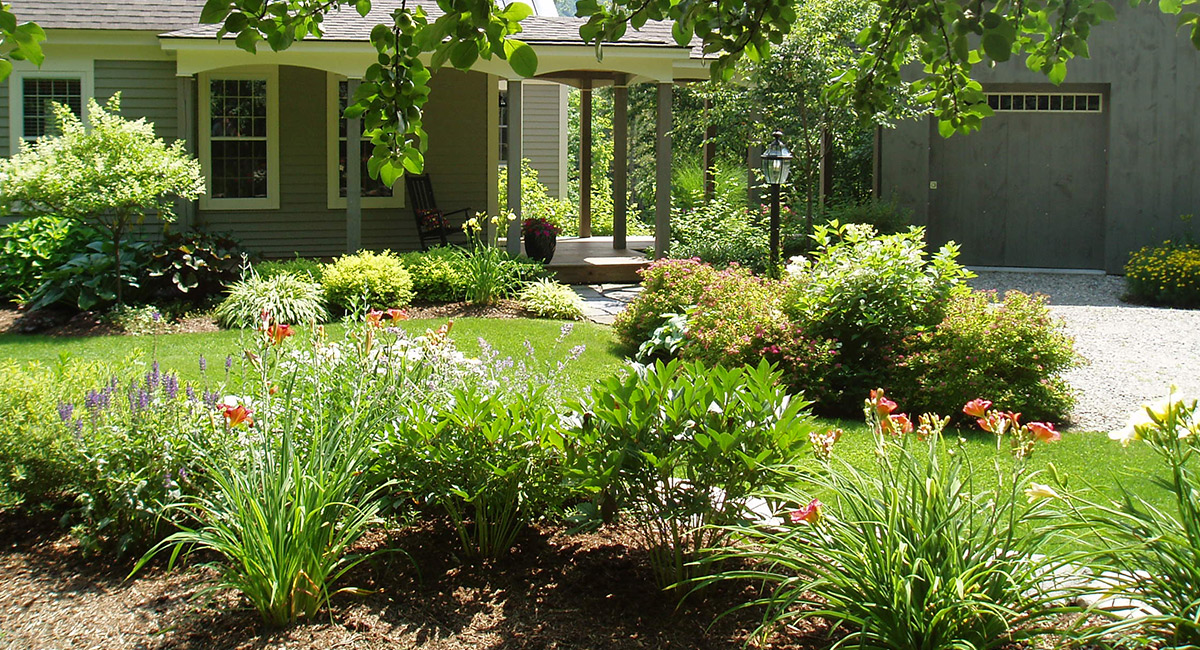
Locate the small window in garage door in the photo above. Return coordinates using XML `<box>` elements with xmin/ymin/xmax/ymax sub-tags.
<box><xmin>986</xmin><ymin>93</ymin><xmax>1102</xmax><ymax>112</ymax></box>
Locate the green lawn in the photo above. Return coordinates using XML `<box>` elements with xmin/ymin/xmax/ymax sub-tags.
<box><xmin>0</xmin><ymin>317</ymin><xmax>1170</xmax><ymax>510</ymax></box>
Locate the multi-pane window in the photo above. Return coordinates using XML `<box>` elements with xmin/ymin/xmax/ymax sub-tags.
<box><xmin>22</xmin><ymin>77</ymin><xmax>82</xmax><ymax>139</ymax></box>
<box><xmin>985</xmin><ymin>93</ymin><xmax>1103</xmax><ymax>113</ymax></box>
<box><xmin>337</xmin><ymin>80</ymin><xmax>392</xmax><ymax>198</ymax></box>
<box><xmin>209</xmin><ymin>79</ymin><xmax>269</xmax><ymax>199</ymax></box>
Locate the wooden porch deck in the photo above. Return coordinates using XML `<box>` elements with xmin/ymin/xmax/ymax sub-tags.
<box><xmin>505</xmin><ymin>235</ymin><xmax>656</xmax><ymax>284</ymax></box>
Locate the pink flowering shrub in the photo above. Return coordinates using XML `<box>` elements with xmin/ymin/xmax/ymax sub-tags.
<box><xmin>894</xmin><ymin>289</ymin><xmax>1076</xmax><ymax>424</ymax></box>
<box><xmin>612</xmin><ymin>258</ymin><xmax>724</xmax><ymax>350</ymax></box>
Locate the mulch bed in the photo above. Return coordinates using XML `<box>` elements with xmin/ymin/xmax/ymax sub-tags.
<box><xmin>0</xmin><ymin>301</ymin><xmax>537</xmax><ymax>339</ymax></box>
<box><xmin>0</xmin><ymin>513</ymin><xmax>829</xmax><ymax>650</ymax></box>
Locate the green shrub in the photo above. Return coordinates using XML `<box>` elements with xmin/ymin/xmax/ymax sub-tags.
<box><xmin>321</xmin><ymin>249</ymin><xmax>414</xmax><ymax>311</ymax></box>
<box><xmin>1124</xmin><ymin>240</ymin><xmax>1200</xmax><ymax>308</ymax></box>
<box><xmin>400</xmin><ymin>246</ymin><xmax>467</xmax><ymax>302</ymax></box>
<box><xmin>0</xmin><ymin>216</ymin><xmax>99</xmax><ymax>303</ymax></box>
<box><xmin>571</xmin><ymin>359</ymin><xmax>814</xmax><ymax>590</ymax></box>
<box><xmin>215</xmin><ymin>272</ymin><xmax>328</xmax><ymax>329</ymax></box>
<box><xmin>254</xmin><ymin>256</ymin><xmax>323</xmax><ymax>281</ymax></box>
<box><xmin>820</xmin><ymin>197</ymin><xmax>911</xmax><ymax>235</ymax></box>
<box><xmin>677</xmin><ymin>264</ymin><xmax>781</xmax><ymax>363</ymax></box>
<box><xmin>500</xmin><ymin>159</ymin><xmax>577</xmax><ymax>236</ymax></box>
<box><xmin>0</xmin><ymin>360</ymin><xmax>111</xmax><ymax>511</ymax></box>
<box><xmin>782</xmin><ymin>222</ymin><xmax>972</xmax><ymax>412</ymax></box>
<box><xmin>669</xmin><ymin>198</ymin><xmax>769</xmax><ymax>272</ymax></box>
<box><xmin>895</xmin><ymin>289</ymin><xmax>1077</xmax><ymax>423</ymax></box>
<box><xmin>518</xmin><ymin>279</ymin><xmax>585</xmax><ymax>320</ymax></box>
<box><xmin>386</xmin><ymin>388</ymin><xmax>567</xmax><ymax>559</ymax></box>
<box><xmin>710</xmin><ymin>390</ymin><xmax>1069</xmax><ymax>649</ymax></box>
<box><xmin>612</xmin><ymin>258</ymin><xmax>724</xmax><ymax>351</ymax></box>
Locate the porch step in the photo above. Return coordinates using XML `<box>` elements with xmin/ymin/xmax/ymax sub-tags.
<box><xmin>548</xmin><ymin>257</ymin><xmax>650</xmax><ymax>284</ymax></box>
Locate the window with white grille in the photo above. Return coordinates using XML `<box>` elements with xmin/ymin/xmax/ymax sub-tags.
<box><xmin>986</xmin><ymin>93</ymin><xmax>1102</xmax><ymax>113</ymax></box>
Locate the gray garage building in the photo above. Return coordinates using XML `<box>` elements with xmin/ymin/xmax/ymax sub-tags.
<box><xmin>878</xmin><ymin>4</ymin><xmax>1200</xmax><ymax>273</ymax></box>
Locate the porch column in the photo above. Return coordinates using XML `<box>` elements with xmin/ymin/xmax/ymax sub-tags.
<box><xmin>176</xmin><ymin>76</ymin><xmax>197</xmax><ymax>231</ymax></box>
<box><xmin>346</xmin><ymin>79</ymin><xmax>362</xmax><ymax>253</ymax></box>
<box><xmin>654</xmin><ymin>82</ymin><xmax>672</xmax><ymax>258</ymax></box>
<box><xmin>506</xmin><ymin>79</ymin><xmax>523</xmax><ymax>256</ymax></box>
<box><xmin>579</xmin><ymin>79</ymin><xmax>593</xmax><ymax>238</ymax></box>
<box><xmin>702</xmin><ymin>98</ymin><xmax>717</xmax><ymax>200</ymax></box>
<box><xmin>612</xmin><ymin>74</ymin><xmax>628</xmax><ymax>250</ymax></box>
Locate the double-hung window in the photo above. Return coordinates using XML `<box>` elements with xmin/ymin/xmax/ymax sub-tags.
<box><xmin>326</xmin><ymin>74</ymin><xmax>402</xmax><ymax>209</ymax></box>
<box><xmin>199</xmin><ymin>69</ymin><xmax>279</xmax><ymax>210</ymax></box>
<box><xmin>10</xmin><ymin>69</ymin><xmax>92</xmax><ymax>148</ymax></box>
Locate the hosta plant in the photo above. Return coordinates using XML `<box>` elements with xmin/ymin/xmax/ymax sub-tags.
<box><xmin>708</xmin><ymin>391</ymin><xmax>1072</xmax><ymax>649</ymax></box>
<box><xmin>571</xmin><ymin>359</ymin><xmax>814</xmax><ymax>590</ymax></box>
<box><xmin>518</xmin><ymin>279</ymin><xmax>585</xmax><ymax>320</ymax></box>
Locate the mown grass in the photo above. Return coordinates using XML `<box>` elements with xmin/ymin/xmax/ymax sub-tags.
<box><xmin>0</xmin><ymin>317</ymin><xmax>1168</xmax><ymax>511</ymax></box>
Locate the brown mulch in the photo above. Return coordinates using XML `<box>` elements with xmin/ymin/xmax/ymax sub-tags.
<box><xmin>0</xmin><ymin>307</ymin><xmax>220</xmax><ymax>338</ymax></box>
<box><xmin>0</xmin><ymin>514</ymin><xmax>831</xmax><ymax>650</ymax></box>
<box><xmin>403</xmin><ymin>300</ymin><xmax>531</xmax><ymax>320</ymax></box>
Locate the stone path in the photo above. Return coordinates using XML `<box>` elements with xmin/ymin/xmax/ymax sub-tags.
<box><xmin>573</xmin><ymin>283</ymin><xmax>641</xmax><ymax>325</ymax></box>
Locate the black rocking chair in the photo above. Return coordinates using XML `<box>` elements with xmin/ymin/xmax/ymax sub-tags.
<box><xmin>405</xmin><ymin>174</ymin><xmax>472</xmax><ymax>251</ymax></box>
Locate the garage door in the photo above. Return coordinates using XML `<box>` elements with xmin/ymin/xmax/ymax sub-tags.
<box><xmin>927</xmin><ymin>92</ymin><xmax>1108</xmax><ymax>269</ymax></box>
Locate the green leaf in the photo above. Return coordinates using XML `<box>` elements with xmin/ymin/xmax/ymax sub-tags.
<box><xmin>1093</xmin><ymin>1</ymin><xmax>1117</xmax><ymax>21</ymax></box>
<box><xmin>1048</xmin><ymin>61</ymin><xmax>1067</xmax><ymax>84</ymax></box>
<box><xmin>235</xmin><ymin>29</ymin><xmax>261</xmax><ymax>53</ymax></box>
<box><xmin>449</xmin><ymin>40</ymin><xmax>479</xmax><ymax>69</ymax></box>
<box><xmin>499</xmin><ymin>2</ymin><xmax>533</xmax><ymax>22</ymax></box>
<box><xmin>200</xmin><ymin>0</ymin><xmax>233</xmax><ymax>24</ymax></box>
<box><xmin>937</xmin><ymin>119</ymin><xmax>957</xmax><ymax>138</ymax></box>
<box><xmin>671</xmin><ymin>19</ymin><xmax>691</xmax><ymax>46</ymax></box>
<box><xmin>0</xmin><ymin>59</ymin><xmax>12</xmax><ymax>83</ymax></box>
<box><xmin>504</xmin><ymin>39</ymin><xmax>538</xmax><ymax>77</ymax></box>
<box><xmin>981</xmin><ymin>33</ymin><xmax>1011</xmax><ymax>61</ymax></box>
<box><xmin>0</xmin><ymin>10</ymin><xmax>17</xmax><ymax>34</ymax></box>
<box><xmin>1162</xmin><ymin>0</ymin><xmax>1183</xmax><ymax>14</ymax></box>
<box><xmin>355</xmin><ymin>0</ymin><xmax>372</xmax><ymax>17</ymax></box>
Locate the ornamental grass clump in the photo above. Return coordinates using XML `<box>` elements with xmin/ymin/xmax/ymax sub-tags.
<box><xmin>1065</xmin><ymin>387</ymin><xmax>1200</xmax><ymax>647</ymax></box>
<box><xmin>709</xmin><ymin>390</ymin><xmax>1072</xmax><ymax>649</ymax></box>
<box><xmin>215</xmin><ymin>271</ymin><xmax>328</xmax><ymax>329</ymax></box>
<box><xmin>572</xmin><ymin>359</ymin><xmax>815</xmax><ymax>591</ymax></box>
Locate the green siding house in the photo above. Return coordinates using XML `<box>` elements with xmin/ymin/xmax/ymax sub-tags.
<box><xmin>878</xmin><ymin>4</ymin><xmax>1200</xmax><ymax>274</ymax></box>
<box><xmin>9</xmin><ymin>0</ymin><xmax>708</xmax><ymax>257</ymax></box>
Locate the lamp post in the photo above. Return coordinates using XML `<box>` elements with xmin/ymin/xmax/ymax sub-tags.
<box><xmin>760</xmin><ymin>130</ymin><xmax>792</xmax><ymax>279</ymax></box>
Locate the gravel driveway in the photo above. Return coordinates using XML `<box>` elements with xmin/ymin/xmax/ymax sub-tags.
<box><xmin>968</xmin><ymin>272</ymin><xmax>1200</xmax><ymax>432</ymax></box>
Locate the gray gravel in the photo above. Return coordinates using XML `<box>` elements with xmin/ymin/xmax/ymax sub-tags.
<box><xmin>968</xmin><ymin>271</ymin><xmax>1200</xmax><ymax>432</ymax></box>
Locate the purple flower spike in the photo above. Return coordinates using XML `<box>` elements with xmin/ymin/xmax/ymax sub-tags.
<box><xmin>203</xmin><ymin>391</ymin><xmax>220</xmax><ymax>408</ymax></box>
<box><xmin>186</xmin><ymin>385</ymin><xmax>197</xmax><ymax>402</ymax></box>
<box><xmin>57</xmin><ymin>402</ymin><xmax>74</xmax><ymax>423</ymax></box>
<box><xmin>138</xmin><ymin>388</ymin><xmax>151</xmax><ymax>410</ymax></box>
<box><xmin>198</xmin><ymin>355</ymin><xmax>207</xmax><ymax>372</ymax></box>
<box><xmin>225</xmin><ymin>355</ymin><xmax>234</xmax><ymax>371</ymax></box>
<box><xmin>164</xmin><ymin>374</ymin><xmax>179</xmax><ymax>400</ymax></box>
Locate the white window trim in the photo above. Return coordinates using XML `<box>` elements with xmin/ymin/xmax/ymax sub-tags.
<box><xmin>9</xmin><ymin>68</ymin><xmax>94</xmax><ymax>148</ymax></box>
<box><xmin>198</xmin><ymin>67</ymin><xmax>280</xmax><ymax>211</ymax></box>
<box><xmin>326</xmin><ymin>73</ymin><xmax>404</xmax><ymax>210</ymax></box>
<box><xmin>984</xmin><ymin>92</ymin><xmax>1104</xmax><ymax>113</ymax></box>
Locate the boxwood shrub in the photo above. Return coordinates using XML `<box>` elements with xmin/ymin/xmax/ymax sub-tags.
<box><xmin>322</xmin><ymin>250</ymin><xmax>414</xmax><ymax>311</ymax></box>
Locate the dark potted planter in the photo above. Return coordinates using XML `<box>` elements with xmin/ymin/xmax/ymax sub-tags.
<box><xmin>522</xmin><ymin>216</ymin><xmax>561</xmax><ymax>264</ymax></box>
<box><xmin>524</xmin><ymin>231</ymin><xmax>557</xmax><ymax>264</ymax></box>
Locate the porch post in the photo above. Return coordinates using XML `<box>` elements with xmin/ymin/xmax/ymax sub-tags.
<box><xmin>506</xmin><ymin>79</ymin><xmax>523</xmax><ymax>256</ymax></box>
<box><xmin>654</xmin><ymin>82</ymin><xmax>672</xmax><ymax>258</ymax></box>
<box><xmin>612</xmin><ymin>74</ymin><xmax>629</xmax><ymax>250</ymax></box>
<box><xmin>176</xmin><ymin>76</ymin><xmax>197</xmax><ymax>231</ymax></box>
<box><xmin>579</xmin><ymin>79</ymin><xmax>593</xmax><ymax>238</ymax></box>
<box><xmin>702</xmin><ymin>98</ymin><xmax>717</xmax><ymax>200</ymax></box>
<box><xmin>346</xmin><ymin>79</ymin><xmax>362</xmax><ymax>253</ymax></box>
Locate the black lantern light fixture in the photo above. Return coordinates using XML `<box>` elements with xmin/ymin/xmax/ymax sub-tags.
<box><xmin>760</xmin><ymin>130</ymin><xmax>792</xmax><ymax>278</ymax></box>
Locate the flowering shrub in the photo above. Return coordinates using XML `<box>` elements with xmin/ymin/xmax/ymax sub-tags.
<box><xmin>612</xmin><ymin>258</ymin><xmax>724</xmax><ymax>351</ymax></box>
<box><xmin>321</xmin><ymin>249</ymin><xmax>414</xmax><ymax>311</ymax></box>
<box><xmin>676</xmin><ymin>264</ymin><xmax>783</xmax><ymax>364</ymax></box>
<box><xmin>894</xmin><ymin>289</ymin><xmax>1077</xmax><ymax>423</ymax></box>
<box><xmin>710</xmin><ymin>390</ymin><xmax>1069</xmax><ymax>649</ymax></box>
<box><xmin>522</xmin><ymin>215</ymin><xmax>561</xmax><ymax>238</ymax></box>
<box><xmin>1125</xmin><ymin>240</ymin><xmax>1200</xmax><ymax>308</ymax></box>
<box><xmin>571</xmin><ymin>360</ymin><xmax>815</xmax><ymax>590</ymax></box>
<box><xmin>781</xmin><ymin>222</ymin><xmax>973</xmax><ymax>413</ymax></box>
<box><xmin>1068</xmin><ymin>388</ymin><xmax>1200</xmax><ymax>646</ymax></box>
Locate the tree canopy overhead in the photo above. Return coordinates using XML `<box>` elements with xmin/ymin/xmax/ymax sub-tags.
<box><xmin>1</xmin><ymin>0</ymin><xmax>1197</xmax><ymax>174</ymax></box>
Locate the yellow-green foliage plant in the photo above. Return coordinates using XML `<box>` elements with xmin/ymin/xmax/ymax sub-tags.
<box><xmin>322</xmin><ymin>249</ymin><xmax>414</xmax><ymax>311</ymax></box>
<box><xmin>1125</xmin><ymin>239</ymin><xmax>1200</xmax><ymax>308</ymax></box>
